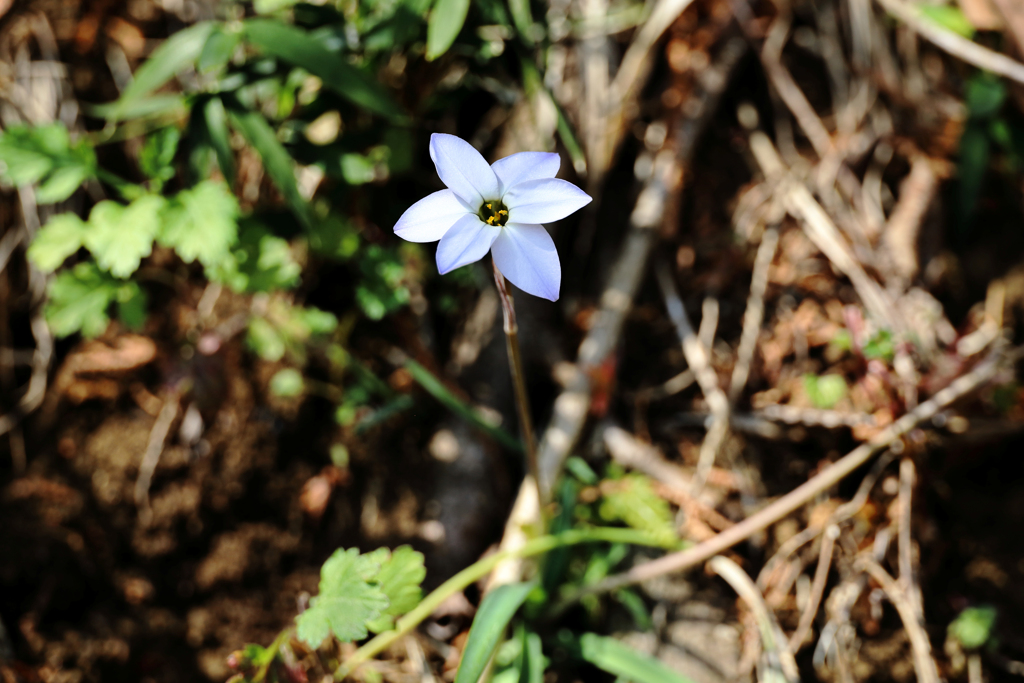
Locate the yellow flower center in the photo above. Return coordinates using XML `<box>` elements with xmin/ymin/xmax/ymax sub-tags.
<box><xmin>479</xmin><ymin>201</ymin><xmax>509</xmax><ymax>227</ymax></box>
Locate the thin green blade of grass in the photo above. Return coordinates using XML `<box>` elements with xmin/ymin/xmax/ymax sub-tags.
<box><xmin>403</xmin><ymin>358</ymin><xmax>522</xmax><ymax>453</ymax></box>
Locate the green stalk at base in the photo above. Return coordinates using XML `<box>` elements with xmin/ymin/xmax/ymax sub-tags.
<box><xmin>335</xmin><ymin>527</ymin><xmax>672</xmax><ymax>679</ymax></box>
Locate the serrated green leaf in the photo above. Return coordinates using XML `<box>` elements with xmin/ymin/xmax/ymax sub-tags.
<box><xmin>107</xmin><ymin>22</ymin><xmax>215</xmax><ymax>121</ymax></box>
<box><xmin>426</xmin><ymin>0</ymin><xmax>470</xmax><ymax>61</ymax></box>
<box><xmin>803</xmin><ymin>374</ymin><xmax>847</xmax><ymax>409</ymax></box>
<box><xmin>83</xmin><ymin>195</ymin><xmax>166</xmax><ymax>278</ymax></box>
<box><xmin>159</xmin><ymin>180</ymin><xmax>239</xmax><ymax>269</ymax></box>
<box><xmin>44</xmin><ymin>263</ymin><xmax>120</xmax><ymax>338</ymax></box>
<box><xmin>210</xmin><ymin>221</ymin><xmax>300</xmax><ymax>293</ymax></box>
<box><xmin>454</xmin><ymin>583</ymin><xmax>535</xmax><ymax>683</ymax></box>
<box><xmin>598</xmin><ymin>474</ymin><xmax>677</xmax><ymax>546</ymax></box>
<box><xmin>242</xmin><ymin>19</ymin><xmax>403</xmax><ymax>119</ymax></box>
<box><xmin>577</xmin><ymin>633</ymin><xmax>697</xmax><ymax>683</ymax></box>
<box><xmin>28</xmin><ymin>214</ymin><xmax>86</xmax><ymax>272</ymax></box>
<box><xmin>227</xmin><ymin>104</ymin><xmax>312</xmax><ymax>230</ymax></box>
<box><xmin>365</xmin><ymin>546</ymin><xmax>426</xmax><ymax>633</ymax></box>
<box><xmin>0</xmin><ymin>124</ymin><xmax>96</xmax><ymax>200</ymax></box>
<box><xmin>295</xmin><ymin>548</ymin><xmax>390</xmax><ymax>648</ymax></box>
<box><xmin>0</xmin><ymin>127</ymin><xmax>56</xmax><ymax>184</ymax></box>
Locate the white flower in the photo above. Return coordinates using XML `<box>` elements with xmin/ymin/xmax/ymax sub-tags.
<box><xmin>394</xmin><ymin>133</ymin><xmax>592</xmax><ymax>301</ymax></box>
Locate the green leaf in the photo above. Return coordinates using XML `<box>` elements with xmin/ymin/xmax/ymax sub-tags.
<box><xmin>295</xmin><ymin>548</ymin><xmax>390</xmax><ymax>648</ymax></box>
<box><xmin>270</xmin><ymin>368</ymin><xmax>304</xmax><ymax>397</ymax></box>
<box><xmin>598</xmin><ymin>474</ymin><xmax>678</xmax><ymax>546</ymax></box>
<box><xmin>85</xmin><ymin>94</ymin><xmax>188</xmax><ymax>121</ymax></box>
<box><xmin>949</xmin><ymin>606</ymin><xmax>997</xmax><ymax>650</ymax></box>
<box><xmin>0</xmin><ymin>126</ymin><xmax>59</xmax><ymax>184</ymax></box>
<box><xmin>0</xmin><ymin>124</ymin><xmax>96</xmax><ymax>201</ymax></box>
<box><xmin>403</xmin><ymin>358</ymin><xmax>522</xmax><ymax>452</ymax></box>
<box><xmin>159</xmin><ymin>180</ymin><xmax>239</xmax><ymax>269</ymax></box>
<box><xmin>507</xmin><ymin>0</ymin><xmax>536</xmax><ymax>44</ymax></box>
<box><xmin>83</xmin><ymin>195</ymin><xmax>166</xmax><ymax>278</ymax></box>
<box><xmin>36</xmin><ymin>164</ymin><xmax>91</xmax><ymax>203</ymax></box>
<box><xmin>107</xmin><ymin>22</ymin><xmax>216</xmax><ymax>121</ymax></box>
<box><xmin>243</xmin><ymin>20</ymin><xmax>403</xmax><ymax>119</ymax></box>
<box><xmin>201</xmin><ymin>96</ymin><xmax>235</xmax><ymax>184</ymax></box>
<box><xmin>139</xmin><ymin>126</ymin><xmax>181</xmax><ymax>182</ymax></box>
<box><xmin>247</xmin><ymin>316</ymin><xmax>287</xmax><ymax>362</ymax></box>
<box><xmin>227</xmin><ymin>104</ymin><xmax>312</xmax><ymax>229</ymax></box>
<box><xmin>517</xmin><ymin>627</ymin><xmax>544</xmax><ymax>683</ymax></box>
<box><xmin>28</xmin><ymin>213</ymin><xmax>86</xmax><ymax>272</ymax></box>
<box><xmin>117</xmin><ymin>281</ymin><xmax>148</xmax><ymax>331</ymax></box>
<box><xmin>44</xmin><ymin>263</ymin><xmax>120</xmax><ymax>338</ymax></box>
<box><xmin>254</xmin><ymin>0</ymin><xmax>300</xmax><ymax>13</ymax></box>
<box><xmin>803</xmin><ymin>374</ymin><xmax>847</xmax><ymax>409</ymax></box>
<box><xmin>198</xmin><ymin>26</ymin><xmax>241</xmax><ymax>73</ymax></box>
<box><xmin>427</xmin><ymin>0</ymin><xmax>471</xmax><ymax>61</ymax></box>
<box><xmin>862</xmin><ymin>329</ymin><xmax>894</xmax><ymax>362</ymax></box>
<box><xmin>454</xmin><ymin>583</ymin><xmax>535</xmax><ymax>683</ymax></box>
<box><xmin>919</xmin><ymin>5</ymin><xmax>975</xmax><ymax>39</ymax></box>
<box><xmin>966</xmin><ymin>73</ymin><xmax>1006</xmax><ymax>120</ymax></box>
<box><xmin>365</xmin><ymin>546</ymin><xmax>427</xmax><ymax>633</ymax></box>
<box><xmin>577</xmin><ymin>633</ymin><xmax>697</xmax><ymax>683</ymax></box>
<box><xmin>210</xmin><ymin>221</ymin><xmax>300</xmax><ymax>293</ymax></box>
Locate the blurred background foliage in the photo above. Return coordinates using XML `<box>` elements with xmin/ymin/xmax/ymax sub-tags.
<box><xmin>0</xmin><ymin>0</ymin><xmax>585</xmax><ymax>430</ymax></box>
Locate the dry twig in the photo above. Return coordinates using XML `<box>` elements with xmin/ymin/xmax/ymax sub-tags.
<box><xmin>875</xmin><ymin>0</ymin><xmax>1024</xmax><ymax>85</ymax></box>
<box><xmin>562</xmin><ymin>349</ymin><xmax>1004</xmax><ymax>600</ymax></box>
<box><xmin>729</xmin><ymin>227</ymin><xmax>779</xmax><ymax>403</ymax></box>
<box><xmin>788</xmin><ymin>524</ymin><xmax>838</xmax><ymax>653</ymax></box>
<box><xmin>709</xmin><ymin>556</ymin><xmax>799</xmax><ymax>683</ymax></box>
<box><xmin>897</xmin><ymin>457</ymin><xmax>923</xmax><ymax>619</ymax></box>
<box><xmin>856</xmin><ymin>557</ymin><xmax>940</xmax><ymax>683</ymax></box>
<box><xmin>748</xmin><ymin>130</ymin><xmax>899</xmax><ymax>333</ymax></box>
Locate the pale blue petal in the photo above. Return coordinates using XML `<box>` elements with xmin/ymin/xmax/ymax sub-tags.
<box><xmin>436</xmin><ymin>213</ymin><xmax>500</xmax><ymax>274</ymax></box>
<box><xmin>429</xmin><ymin>133</ymin><xmax>500</xmax><ymax>207</ymax></box>
<box><xmin>491</xmin><ymin>152</ymin><xmax>561</xmax><ymax>196</ymax></box>
<box><xmin>394</xmin><ymin>189</ymin><xmax>472</xmax><ymax>243</ymax></box>
<box><xmin>490</xmin><ymin>222</ymin><xmax>560</xmax><ymax>301</ymax></box>
<box><xmin>504</xmin><ymin>178</ymin><xmax>592</xmax><ymax>224</ymax></box>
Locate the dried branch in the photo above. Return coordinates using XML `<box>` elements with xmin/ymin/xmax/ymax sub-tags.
<box><xmin>856</xmin><ymin>557</ymin><xmax>940</xmax><ymax>683</ymax></box>
<box><xmin>709</xmin><ymin>556</ymin><xmax>799</xmax><ymax>683</ymax></box>
<box><xmin>655</xmin><ymin>262</ymin><xmax>731</xmax><ymax>493</ymax></box>
<box><xmin>788</xmin><ymin>524</ymin><xmax>838</xmax><ymax>653</ymax></box>
<box><xmin>561</xmin><ymin>349</ymin><xmax>1004</xmax><ymax>599</ymax></box>
<box><xmin>729</xmin><ymin>227</ymin><xmax>779</xmax><ymax>403</ymax></box>
<box><xmin>748</xmin><ymin>131</ymin><xmax>899</xmax><ymax>333</ymax></box>
<box><xmin>876</xmin><ymin>0</ymin><xmax>1024</xmax><ymax>85</ymax></box>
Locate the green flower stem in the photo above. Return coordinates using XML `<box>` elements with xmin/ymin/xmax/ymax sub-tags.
<box><xmin>492</xmin><ymin>261</ymin><xmax>540</xmax><ymax>500</ymax></box>
<box><xmin>254</xmin><ymin>627</ymin><xmax>293</xmax><ymax>683</ymax></box>
<box><xmin>335</xmin><ymin>527</ymin><xmax>670</xmax><ymax>679</ymax></box>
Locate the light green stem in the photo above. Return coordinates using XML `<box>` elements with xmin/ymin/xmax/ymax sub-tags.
<box><xmin>335</xmin><ymin>527</ymin><xmax>670</xmax><ymax>679</ymax></box>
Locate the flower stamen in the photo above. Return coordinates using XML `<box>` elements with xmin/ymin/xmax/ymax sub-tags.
<box><xmin>480</xmin><ymin>200</ymin><xmax>509</xmax><ymax>227</ymax></box>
